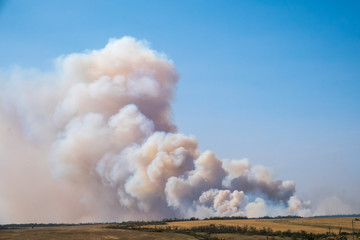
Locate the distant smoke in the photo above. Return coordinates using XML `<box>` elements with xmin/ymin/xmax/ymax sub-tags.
<box><xmin>0</xmin><ymin>37</ymin><xmax>311</xmax><ymax>223</ymax></box>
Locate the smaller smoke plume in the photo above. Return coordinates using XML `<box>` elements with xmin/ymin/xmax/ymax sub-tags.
<box><xmin>0</xmin><ymin>37</ymin><xmax>311</xmax><ymax>223</ymax></box>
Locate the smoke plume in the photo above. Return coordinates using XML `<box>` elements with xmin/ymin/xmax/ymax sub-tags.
<box><xmin>0</xmin><ymin>37</ymin><xmax>310</xmax><ymax>223</ymax></box>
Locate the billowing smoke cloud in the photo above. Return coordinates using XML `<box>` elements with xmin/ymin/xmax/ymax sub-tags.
<box><xmin>0</xmin><ymin>37</ymin><xmax>310</xmax><ymax>223</ymax></box>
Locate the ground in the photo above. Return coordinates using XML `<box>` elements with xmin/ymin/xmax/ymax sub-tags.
<box><xmin>0</xmin><ymin>224</ymin><xmax>196</xmax><ymax>240</ymax></box>
<box><xmin>1</xmin><ymin>217</ymin><xmax>359</xmax><ymax>240</ymax></box>
<box><xmin>166</xmin><ymin>217</ymin><xmax>360</xmax><ymax>234</ymax></box>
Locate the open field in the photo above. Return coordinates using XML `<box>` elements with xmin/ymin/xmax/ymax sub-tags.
<box><xmin>1</xmin><ymin>217</ymin><xmax>359</xmax><ymax>240</ymax></box>
<box><xmin>0</xmin><ymin>224</ymin><xmax>196</xmax><ymax>240</ymax></box>
<box><xmin>166</xmin><ymin>217</ymin><xmax>360</xmax><ymax>234</ymax></box>
<box><xmin>210</xmin><ymin>234</ymin><xmax>290</xmax><ymax>240</ymax></box>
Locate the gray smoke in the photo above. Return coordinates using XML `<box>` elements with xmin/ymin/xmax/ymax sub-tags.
<box><xmin>0</xmin><ymin>37</ymin><xmax>311</xmax><ymax>223</ymax></box>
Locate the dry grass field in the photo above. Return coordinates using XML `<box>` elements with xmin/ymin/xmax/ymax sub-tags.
<box><xmin>166</xmin><ymin>217</ymin><xmax>360</xmax><ymax>234</ymax></box>
<box><xmin>210</xmin><ymin>233</ymin><xmax>291</xmax><ymax>240</ymax></box>
<box><xmin>0</xmin><ymin>224</ymin><xmax>196</xmax><ymax>240</ymax></box>
<box><xmin>1</xmin><ymin>217</ymin><xmax>359</xmax><ymax>240</ymax></box>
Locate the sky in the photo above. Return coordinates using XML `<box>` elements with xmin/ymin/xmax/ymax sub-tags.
<box><xmin>0</xmin><ymin>0</ymin><xmax>359</xmax><ymax>216</ymax></box>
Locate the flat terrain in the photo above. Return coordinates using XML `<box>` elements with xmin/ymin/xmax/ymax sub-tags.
<box><xmin>0</xmin><ymin>224</ymin><xmax>196</xmax><ymax>240</ymax></box>
<box><xmin>210</xmin><ymin>234</ymin><xmax>290</xmax><ymax>240</ymax></box>
<box><xmin>1</xmin><ymin>217</ymin><xmax>359</xmax><ymax>240</ymax></box>
<box><xmin>166</xmin><ymin>217</ymin><xmax>360</xmax><ymax>234</ymax></box>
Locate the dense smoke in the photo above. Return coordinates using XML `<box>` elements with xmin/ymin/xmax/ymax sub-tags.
<box><xmin>0</xmin><ymin>37</ymin><xmax>310</xmax><ymax>223</ymax></box>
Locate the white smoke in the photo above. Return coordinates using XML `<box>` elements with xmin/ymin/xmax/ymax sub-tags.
<box><xmin>0</xmin><ymin>37</ymin><xmax>310</xmax><ymax>223</ymax></box>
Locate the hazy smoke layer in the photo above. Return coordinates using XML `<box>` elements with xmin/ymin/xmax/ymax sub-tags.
<box><xmin>0</xmin><ymin>37</ymin><xmax>310</xmax><ymax>223</ymax></box>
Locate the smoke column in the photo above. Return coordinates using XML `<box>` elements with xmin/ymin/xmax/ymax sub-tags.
<box><xmin>0</xmin><ymin>37</ymin><xmax>311</xmax><ymax>223</ymax></box>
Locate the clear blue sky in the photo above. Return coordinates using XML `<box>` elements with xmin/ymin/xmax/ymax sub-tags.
<box><xmin>1</xmin><ymin>0</ymin><xmax>359</xmax><ymax>213</ymax></box>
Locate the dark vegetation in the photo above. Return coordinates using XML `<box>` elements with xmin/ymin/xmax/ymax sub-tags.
<box><xmin>163</xmin><ymin>215</ymin><xmax>301</xmax><ymax>222</ymax></box>
<box><xmin>106</xmin><ymin>223</ymin><xmax>222</xmax><ymax>240</ymax></box>
<box><xmin>0</xmin><ymin>216</ymin><xmax>298</xmax><ymax>230</ymax></box>
<box><xmin>2</xmin><ymin>215</ymin><xmax>359</xmax><ymax>239</ymax></box>
<box><xmin>106</xmin><ymin>221</ymin><xmax>356</xmax><ymax>240</ymax></box>
<box><xmin>0</xmin><ymin>222</ymin><xmax>111</xmax><ymax>230</ymax></box>
<box><xmin>0</xmin><ymin>223</ymin><xmax>75</xmax><ymax>230</ymax></box>
<box><xmin>112</xmin><ymin>220</ymin><xmax>167</xmax><ymax>226</ymax></box>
